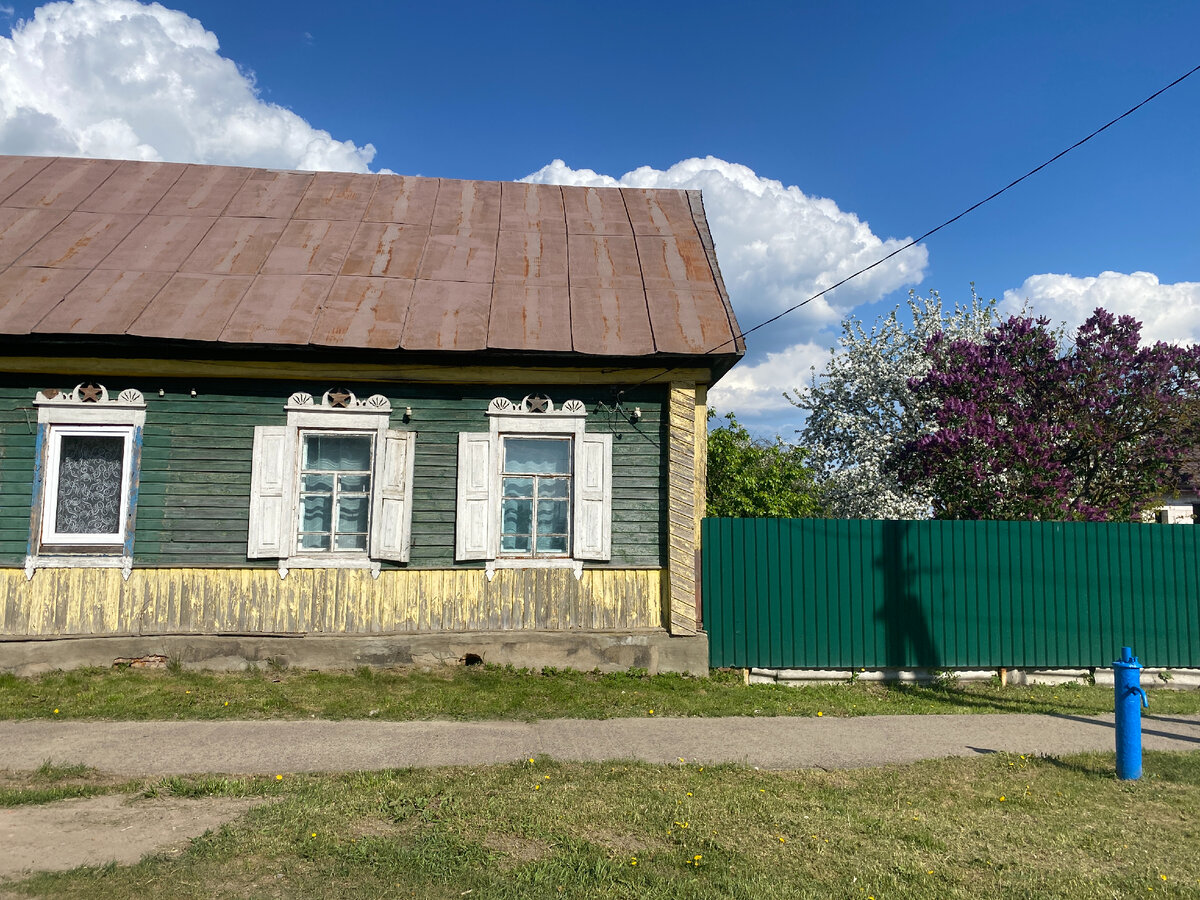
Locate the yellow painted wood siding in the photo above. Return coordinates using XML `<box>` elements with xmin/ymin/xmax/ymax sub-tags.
<box><xmin>0</xmin><ymin>567</ymin><xmax>662</xmax><ymax>636</ymax></box>
<box><xmin>666</xmin><ymin>382</ymin><xmax>699</xmax><ymax>635</ymax></box>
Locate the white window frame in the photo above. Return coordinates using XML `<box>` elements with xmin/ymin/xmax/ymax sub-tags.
<box><xmin>456</xmin><ymin>395</ymin><xmax>612</xmax><ymax>580</ymax></box>
<box><xmin>27</xmin><ymin>384</ymin><xmax>147</xmax><ymax>580</ymax></box>
<box><xmin>295</xmin><ymin>429</ymin><xmax>376</xmax><ymax>554</ymax></box>
<box><xmin>499</xmin><ymin>435</ymin><xmax>574</xmax><ymax>559</ymax></box>
<box><xmin>248</xmin><ymin>391</ymin><xmax>415</xmax><ymax>579</ymax></box>
<box><xmin>41</xmin><ymin>425</ymin><xmax>135</xmax><ymax>546</ymax></box>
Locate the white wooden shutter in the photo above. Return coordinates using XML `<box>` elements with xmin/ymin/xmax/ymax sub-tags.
<box><xmin>371</xmin><ymin>429</ymin><xmax>415</xmax><ymax>562</ymax></box>
<box><xmin>573</xmin><ymin>432</ymin><xmax>612</xmax><ymax>560</ymax></box>
<box><xmin>248</xmin><ymin>426</ymin><xmax>293</xmax><ymax>559</ymax></box>
<box><xmin>455</xmin><ymin>431</ymin><xmax>495</xmax><ymax>560</ymax></box>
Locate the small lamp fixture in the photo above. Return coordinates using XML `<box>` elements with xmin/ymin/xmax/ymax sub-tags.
<box><xmin>630</xmin><ymin>406</ymin><xmax>642</xmax><ymax>423</ymax></box>
<box><xmin>403</xmin><ymin>406</ymin><xmax>413</xmax><ymax>423</ymax></box>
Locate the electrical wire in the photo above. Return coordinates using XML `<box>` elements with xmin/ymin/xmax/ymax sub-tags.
<box><xmin>621</xmin><ymin>59</ymin><xmax>1200</xmax><ymax>391</ymax></box>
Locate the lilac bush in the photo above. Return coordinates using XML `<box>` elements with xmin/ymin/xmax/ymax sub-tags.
<box><xmin>896</xmin><ymin>309</ymin><xmax>1200</xmax><ymax>521</ymax></box>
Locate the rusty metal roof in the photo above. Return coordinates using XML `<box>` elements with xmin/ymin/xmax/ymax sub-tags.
<box><xmin>0</xmin><ymin>155</ymin><xmax>743</xmax><ymax>362</ymax></box>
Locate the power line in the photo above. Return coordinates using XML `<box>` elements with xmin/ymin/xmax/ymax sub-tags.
<box><xmin>714</xmin><ymin>59</ymin><xmax>1200</xmax><ymax>354</ymax></box>
<box><xmin>619</xmin><ymin>59</ymin><xmax>1200</xmax><ymax>399</ymax></box>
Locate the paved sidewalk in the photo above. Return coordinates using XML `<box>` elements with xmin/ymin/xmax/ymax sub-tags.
<box><xmin>3</xmin><ymin>713</ymin><xmax>1198</xmax><ymax>774</ymax></box>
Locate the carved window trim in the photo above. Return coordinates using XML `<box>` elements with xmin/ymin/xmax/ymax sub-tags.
<box><xmin>456</xmin><ymin>395</ymin><xmax>611</xmax><ymax>580</ymax></box>
<box><xmin>248</xmin><ymin>390</ymin><xmax>415</xmax><ymax>579</ymax></box>
<box><xmin>27</xmin><ymin>384</ymin><xmax>147</xmax><ymax>580</ymax></box>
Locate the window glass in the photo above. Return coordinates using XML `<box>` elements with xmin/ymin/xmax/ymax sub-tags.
<box><xmin>54</xmin><ymin>435</ymin><xmax>125</xmax><ymax>536</ymax></box>
<box><xmin>501</xmin><ymin>438</ymin><xmax>571</xmax><ymax>557</ymax></box>
<box><xmin>298</xmin><ymin>432</ymin><xmax>372</xmax><ymax>553</ymax></box>
<box><xmin>504</xmin><ymin>439</ymin><xmax>570</xmax><ymax>475</ymax></box>
<box><xmin>304</xmin><ymin>434</ymin><xmax>372</xmax><ymax>472</ymax></box>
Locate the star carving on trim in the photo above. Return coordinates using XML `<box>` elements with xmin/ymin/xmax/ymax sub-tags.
<box><xmin>526</xmin><ymin>394</ymin><xmax>550</xmax><ymax>414</ymax></box>
<box><xmin>327</xmin><ymin>389</ymin><xmax>352</xmax><ymax>408</ymax></box>
<box><xmin>78</xmin><ymin>384</ymin><xmax>103</xmax><ymax>403</ymax></box>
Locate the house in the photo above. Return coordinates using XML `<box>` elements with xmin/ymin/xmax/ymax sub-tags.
<box><xmin>1145</xmin><ymin>453</ymin><xmax>1200</xmax><ymax>524</ymax></box>
<box><xmin>0</xmin><ymin>155</ymin><xmax>742</xmax><ymax>675</ymax></box>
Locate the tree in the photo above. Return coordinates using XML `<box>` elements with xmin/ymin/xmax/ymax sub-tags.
<box><xmin>895</xmin><ymin>309</ymin><xmax>1200</xmax><ymax>521</ymax></box>
<box><xmin>706</xmin><ymin>411</ymin><xmax>825</xmax><ymax>517</ymax></box>
<box><xmin>789</xmin><ymin>290</ymin><xmax>998</xmax><ymax>519</ymax></box>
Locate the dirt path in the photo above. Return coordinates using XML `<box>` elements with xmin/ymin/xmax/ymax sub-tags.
<box><xmin>2</xmin><ymin>713</ymin><xmax>1199</xmax><ymax>774</ymax></box>
<box><xmin>0</xmin><ymin>794</ymin><xmax>263</xmax><ymax>882</ymax></box>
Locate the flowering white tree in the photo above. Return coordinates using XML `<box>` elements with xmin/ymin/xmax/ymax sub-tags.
<box><xmin>789</xmin><ymin>290</ymin><xmax>998</xmax><ymax>519</ymax></box>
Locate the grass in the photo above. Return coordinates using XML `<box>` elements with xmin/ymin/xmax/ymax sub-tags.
<box><xmin>4</xmin><ymin>750</ymin><xmax>1200</xmax><ymax>898</ymax></box>
<box><xmin>0</xmin><ymin>760</ymin><xmax>133</xmax><ymax>807</ymax></box>
<box><xmin>2</xmin><ymin>664</ymin><xmax>1199</xmax><ymax>722</ymax></box>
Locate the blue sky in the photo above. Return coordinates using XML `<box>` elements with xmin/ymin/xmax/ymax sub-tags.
<box><xmin>1</xmin><ymin>0</ymin><xmax>1198</xmax><ymax>434</ymax></box>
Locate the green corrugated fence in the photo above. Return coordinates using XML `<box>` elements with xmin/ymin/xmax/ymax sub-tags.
<box><xmin>703</xmin><ymin>518</ymin><xmax>1200</xmax><ymax>669</ymax></box>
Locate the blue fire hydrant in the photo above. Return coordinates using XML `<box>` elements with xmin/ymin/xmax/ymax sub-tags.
<box><xmin>1113</xmin><ymin>646</ymin><xmax>1149</xmax><ymax>780</ymax></box>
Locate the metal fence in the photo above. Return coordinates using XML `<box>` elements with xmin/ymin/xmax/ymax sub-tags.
<box><xmin>703</xmin><ymin>517</ymin><xmax>1200</xmax><ymax>669</ymax></box>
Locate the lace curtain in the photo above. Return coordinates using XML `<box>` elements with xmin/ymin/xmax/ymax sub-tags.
<box><xmin>54</xmin><ymin>435</ymin><xmax>123</xmax><ymax>535</ymax></box>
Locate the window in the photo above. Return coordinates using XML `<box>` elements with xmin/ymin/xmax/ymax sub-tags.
<box><xmin>248</xmin><ymin>390</ymin><xmax>414</xmax><ymax>577</ymax></box>
<box><xmin>297</xmin><ymin>433</ymin><xmax>374</xmax><ymax>552</ymax></box>
<box><xmin>500</xmin><ymin>437</ymin><xmax>572</xmax><ymax>556</ymax></box>
<box><xmin>27</xmin><ymin>384</ymin><xmax>147</xmax><ymax>579</ymax></box>
<box><xmin>43</xmin><ymin>427</ymin><xmax>134</xmax><ymax>545</ymax></box>
<box><xmin>456</xmin><ymin>394</ymin><xmax>611</xmax><ymax>578</ymax></box>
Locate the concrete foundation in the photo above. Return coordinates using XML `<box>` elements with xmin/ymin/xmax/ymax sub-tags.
<box><xmin>0</xmin><ymin>630</ymin><xmax>710</xmax><ymax>678</ymax></box>
<box><xmin>749</xmin><ymin>666</ymin><xmax>1200</xmax><ymax>689</ymax></box>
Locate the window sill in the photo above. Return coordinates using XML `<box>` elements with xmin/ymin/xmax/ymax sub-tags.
<box><xmin>485</xmin><ymin>558</ymin><xmax>583</xmax><ymax>581</ymax></box>
<box><xmin>278</xmin><ymin>557</ymin><xmax>382</xmax><ymax>580</ymax></box>
<box><xmin>25</xmin><ymin>554</ymin><xmax>133</xmax><ymax>581</ymax></box>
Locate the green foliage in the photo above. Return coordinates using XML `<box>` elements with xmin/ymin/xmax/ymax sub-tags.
<box><xmin>706</xmin><ymin>410</ymin><xmax>825</xmax><ymax>518</ymax></box>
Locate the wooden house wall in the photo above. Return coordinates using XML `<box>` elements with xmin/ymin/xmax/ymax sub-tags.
<box><xmin>0</xmin><ymin>567</ymin><xmax>663</xmax><ymax>635</ymax></box>
<box><xmin>0</xmin><ymin>376</ymin><xmax>666</xmax><ymax>570</ymax></box>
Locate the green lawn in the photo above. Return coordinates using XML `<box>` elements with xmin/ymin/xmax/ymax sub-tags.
<box><xmin>2</xmin><ymin>664</ymin><xmax>1198</xmax><ymax>722</ymax></box>
<box><xmin>5</xmin><ymin>750</ymin><xmax>1200</xmax><ymax>899</ymax></box>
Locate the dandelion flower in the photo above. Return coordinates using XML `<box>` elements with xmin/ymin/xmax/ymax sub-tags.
<box><xmin>224</xmin><ymin>701</ymin><xmax>229</xmax><ymax>707</ymax></box>
<box><xmin>686</xmin><ymin>792</ymin><xmax>692</xmax><ymax>796</ymax></box>
<box><xmin>648</xmin><ymin>709</ymin><xmax>654</xmax><ymax>715</ymax></box>
<box><xmin>779</xmin><ymin>836</ymin><xmax>786</xmax><ymax>843</ymax></box>
<box><xmin>53</xmin><ymin>709</ymin><xmax>59</xmax><ymax>714</ymax></box>
<box><xmin>534</xmin><ymin>784</ymin><xmax>541</xmax><ymax>790</ymax></box>
<box><xmin>999</xmin><ymin>796</ymin><xmax>1006</xmax><ymax>801</ymax></box>
<box><xmin>816</xmin><ymin>711</ymin><xmax>823</xmax><ymax>717</ymax></box>
<box><xmin>311</xmin><ymin>832</ymin><xmax>316</xmax><ymax>838</ymax></box>
<box><xmin>276</xmin><ymin>774</ymin><xmax>283</xmax><ymax>781</ymax></box>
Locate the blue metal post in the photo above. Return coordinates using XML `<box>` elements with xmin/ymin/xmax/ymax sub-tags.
<box><xmin>1113</xmin><ymin>646</ymin><xmax>1149</xmax><ymax>780</ymax></box>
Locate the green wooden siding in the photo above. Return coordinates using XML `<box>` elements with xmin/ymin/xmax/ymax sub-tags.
<box><xmin>0</xmin><ymin>377</ymin><xmax>666</xmax><ymax>569</ymax></box>
<box><xmin>704</xmin><ymin>517</ymin><xmax>1200</xmax><ymax>669</ymax></box>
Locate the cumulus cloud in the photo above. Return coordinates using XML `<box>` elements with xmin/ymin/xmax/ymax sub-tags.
<box><xmin>1001</xmin><ymin>271</ymin><xmax>1200</xmax><ymax>345</ymax></box>
<box><xmin>526</xmin><ymin>157</ymin><xmax>928</xmax><ymax>423</ymax></box>
<box><xmin>0</xmin><ymin>0</ymin><xmax>376</xmax><ymax>170</ymax></box>
<box><xmin>705</xmin><ymin>340</ymin><xmax>830</xmax><ymax>421</ymax></box>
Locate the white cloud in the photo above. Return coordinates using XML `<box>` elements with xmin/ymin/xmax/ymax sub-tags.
<box><xmin>1001</xmin><ymin>271</ymin><xmax>1200</xmax><ymax>345</ymax></box>
<box><xmin>526</xmin><ymin>157</ymin><xmax>928</xmax><ymax>425</ymax></box>
<box><xmin>707</xmin><ymin>340</ymin><xmax>829</xmax><ymax>423</ymax></box>
<box><xmin>0</xmin><ymin>0</ymin><xmax>376</xmax><ymax>170</ymax></box>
